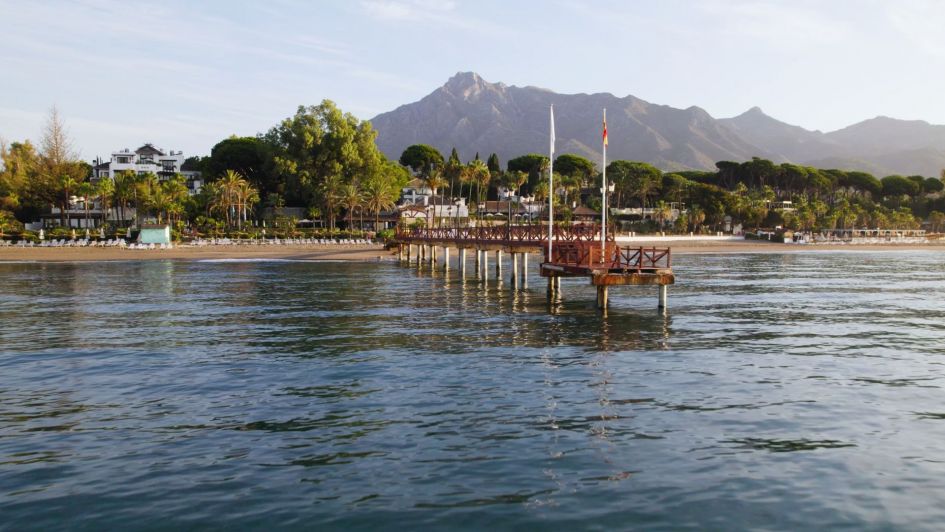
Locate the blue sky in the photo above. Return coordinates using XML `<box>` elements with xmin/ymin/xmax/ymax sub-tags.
<box><xmin>2</xmin><ymin>0</ymin><xmax>944</xmax><ymax>160</ymax></box>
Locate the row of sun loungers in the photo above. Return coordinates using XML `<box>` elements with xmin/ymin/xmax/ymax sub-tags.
<box><xmin>190</xmin><ymin>238</ymin><xmax>373</xmax><ymax>246</ymax></box>
<box><xmin>6</xmin><ymin>239</ymin><xmax>173</xmax><ymax>249</ymax></box>
<box><xmin>3</xmin><ymin>237</ymin><xmax>373</xmax><ymax>248</ymax></box>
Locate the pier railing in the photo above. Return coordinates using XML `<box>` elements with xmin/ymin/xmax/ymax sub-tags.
<box><xmin>545</xmin><ymin>241</ymin><xmax>671</xmax><ymax>272</ymax></box>
<box><xmin>397</xmin><ymin>224</ymin><xmax>606</xmax><ymax>244</ymax></box>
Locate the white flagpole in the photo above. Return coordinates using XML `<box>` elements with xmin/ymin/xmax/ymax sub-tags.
<box><xmin>601</xmin><ymin>108</ymin><xmax>607</xmax><ymax>261</ymax></box>
<box><xmin>548</xmin><ymin>105</ymin><xmax>555</xmax><ymax>260</ymax></box>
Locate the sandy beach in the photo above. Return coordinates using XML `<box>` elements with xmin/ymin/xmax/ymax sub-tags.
<box><xmin>2</xmin><ymin>239</ymin><xmax>944</xmax><ymax>262</ymax></box>
<box><xmin>0</xmin><ymin>243</ymin><xmax>395</xmax><ymax>262</ymax></box>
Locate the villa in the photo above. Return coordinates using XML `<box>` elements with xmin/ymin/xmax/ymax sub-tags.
<box><xmin>93</xmin><ymin>143</ymin><xmax>203</xmax><ymax>195</ymax></box>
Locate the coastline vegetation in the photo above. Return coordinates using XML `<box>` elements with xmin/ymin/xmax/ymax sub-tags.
<box><xmin>2</xmin><ymin>103</ymin><xmax>944</xmax><ymax>242</ymax></box>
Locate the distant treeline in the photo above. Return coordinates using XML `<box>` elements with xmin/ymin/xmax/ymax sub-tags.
<box><xmin>3</xmin><ymin>102</ymin><xmax>945</xmax><ymax>236</ymax></box>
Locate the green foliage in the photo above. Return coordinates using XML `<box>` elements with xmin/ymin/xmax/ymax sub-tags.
<box><xmin>881</xmin><ymin>175</ymin><xmax>920</xmax><ymax>198</ymax></box>
<box><xmin>507</xmin><ymin>154</ymin><xmax>549</xmax><ymax>193</ymax></box>
<box><xmin>206</xmin><ymin>137</ymin><xmax>277</xmax><ymax>196</ymax></box>
<box><xmin>487</xmin><ymin>153</ymin><xmax>501</xmax><ymax>175</ymax></box>
<box><xmin>554</xmin><ymin>154</ymin><xmax>596</xmax><ymax>183</ymax></box>
<box><xmin>399</xmin><ymin>144</ymin><xmax>444</xmax><ymax>177</ymax></box>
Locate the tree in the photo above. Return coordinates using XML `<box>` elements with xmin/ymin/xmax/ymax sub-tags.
<box><xmin>654</xmin><ymin>200</ymin><xmax>672</xmax><ymax>230</ymax></box>
<box><xmin>464</xmin><ymin>159</ymin><xmax>490</xmax><ymax>220</ymax></box>
<box><xmin>95</xmin><ymin>176</ymin><xmax>114</xmax><ymax>229</ymax></box>
<box><xmin>319</xmin><ymin>173</ymin><xmax>343</xmax><ymax>232</ymax></box>
<box><xmin>923</xmin><ymin>177</ymin><xmax>944</xmax><ymax>194</ymax></box>
<box><xmin>399</xmin><ymin>144</ymin><xmax>444</xmax><ymax>178</ymax></box>
<box><xmin>554</xmin><ymin>154</ymin><xmax>596</xmax><ymax>185</ymax></box>
<box><xmin>928</xmin><ymin>211</ymin><xmax>945</xmax><ymax>232</ymax></box>
<box><xmin>217</xmin><ymin>169</ymin><xmax>244</xmax><ymax>227</ymax></box>
<box><xmin>444</xmin><ymin>148</ymin><xmax>463</xmax><ymax>201</ymax></box>
<box><xmin>607</xmin><ymin>160</ymin><xmax>662</xmax><ymax>210</ymax></box>
<box><xmin>340</xmin><ymin>182</ymin><xmax>362</xmax><ymax>230</ymax></box>
<box><xmin>206</xmin><ymin>136</ymin><xmax>277</xmax><ymax>197</ymax></box>
<box><xmin>37</xmin><ymin>107</ymin><xmax>86</xmax><ymax>227</ymax></box>
<box><xmin>506</xmin><ymin>154</ymin><xmax>550</xmax><ymax>195</ymax></box>
<box><xmin>363</xmin><ymin>174</ymin><xmax>399</xmax><ymax>230</ymax></box>
<box><xmin>112</xmin><ymin>171</ymin><xmax>136</xmax><ymax>226</ymax></box>
<box><xmin>76</xmin><ymin>181</ymin><xmax>93</xmax><ymax>229</ymax></box>
<box><xmin>0</xmin><ymin>140</ymin><xmax>38</xmax><ymax>217</ymax></box>
<box><xmin>881</xmin><ymin>175</ymin><xmax>920</xmax><ymax>205</ymax></box>
<box><xmin>266</xmin><ymin>100</ymin><xmax>386</xmax><ymax>213</ymax></box>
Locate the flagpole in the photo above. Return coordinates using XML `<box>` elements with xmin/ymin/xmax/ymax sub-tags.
<box><xmin>601</xmin><ymin>108</ymin><xmax>607</xmax><ymax>262</ymax></box>
<box><xmin>548</xmin><ymin>105</ymin><xmax>555</xmax><ymax>260</ymax></box>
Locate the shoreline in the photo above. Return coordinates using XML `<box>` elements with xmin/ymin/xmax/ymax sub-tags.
<box><xmin>1</xmin><ymin>240</ymin><xmax>944</xmax><ymax>263</ymax></box>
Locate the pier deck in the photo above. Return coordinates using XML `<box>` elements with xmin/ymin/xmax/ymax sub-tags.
<box><xmin>397</xmin><ymin>225</ymin><xmax>675</xmax><ymax>309</ymax></box>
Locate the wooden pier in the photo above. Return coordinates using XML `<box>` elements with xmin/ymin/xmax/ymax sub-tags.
<box><xmin>396</xmin><ymin>225</ymin><xmax>675</xmax><ymax>309</ymax></box>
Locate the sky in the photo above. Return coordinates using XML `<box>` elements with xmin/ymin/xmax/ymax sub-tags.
<box><xmin>2</xmin><ymin>0</ymin><xmax>944</xmax><ymax>161</ymax></box>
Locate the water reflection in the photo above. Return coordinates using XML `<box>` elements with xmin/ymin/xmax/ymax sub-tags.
<box><xmin>2</xmin><ymin>252</ymin><xmax>945</xmax><ymax>529</ymax></box>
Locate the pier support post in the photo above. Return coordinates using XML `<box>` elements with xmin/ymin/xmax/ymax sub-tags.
<box><xmin>547</xmin><ymin>275</ymin><xmax>555</xmax><ymax>297</ymax></box>
<box><xmin>496</xmin><ymin>250</ymin><xmax>503</xmax><ymax>278</ymax></box>
<box><xmin>482</xmin><ymin>250</ymin><xmax>489</xmax><ymax>281</ymax></box>
<box><xmin>443</xmin><ymin>247</ymin><xmax>450</xmax><ymax>272</ymax></box>
<box><xmin>430</xmin><ymin>245</ymin><xmax>436</xmax><ymax>266</ymax></box>
<box><xmin>461</xmin><ymin>248</ymin><xmax>467</xmax><ymax>276</ymax></box>
<box><xmin>511</xmin><ymin>253</ymin><xmax>519</xmax><ymax>288</ymax></box>
<box><xmin>597</xmin><ymin>285</ymin><xmax>608</xmax><ymax>309</ymax></box>
<box><xmin>475</xmin><ymin>249</ymin><xmax>481</xmax><ymax>277</ymax></box>
<box><xmin>406</xmin><ymin>244</ymin><xmax>411</xmax><ymax>263</ymax></box>
<box><xmin>659</xmin><ymin>285</ymin><xmax>668</xmax><ymax>309</ymax></box>
<box><xmin>419</xmin><ymin>245</ymin><xmax>425</xmax><ymax>266</ymax></box>
<box><xmin>522</xmin><ymin>253</ymin><xmax>528</xmax><ymax>289</ymax></box>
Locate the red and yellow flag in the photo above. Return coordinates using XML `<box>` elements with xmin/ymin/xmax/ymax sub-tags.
<box><xmin>602</xmin><ymin>115</ymin><xmax>608</xmax><ymax>146</ymax></box>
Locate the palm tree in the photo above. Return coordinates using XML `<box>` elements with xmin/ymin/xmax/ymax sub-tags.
<box><xmin>236</xmin><ymin>179</ymin><xmax>259</xmax><ymax>227</ymax></box>
<box><xmin>654</xmin><ymin>200</ymin><xmax>672</xmax><ymax>230</ymax></box>
<box><xmin>76</xmin><ymin>181</ymin><xmax>93</xmax><ymax>230</ymax></box>
<box><xmin>319</xmin><ymin>173</ymin><xmax>343</xmax><ymax>233</ymax></box>
<box><xmin>363</xmin><ymin>176</ymin><xmax>397</xmax><ymax>231</ymax></box>
<box><xmin>162</xmin><ymin>176</ymin><xmax>190</xmax><ymax>226</ymax></box>
<box><xmin>465</xmin><ymin>159</ymin><xmax>490</xmax><ymax>221</ymax></box>
<box><xmin>96</xmin><ymin>177</ymin><xmax>114</xmax><ymax>230</ymax></box>
<box><xmin>217</xmin><ymin>169</ymin><xmax>245</xmax><ymax>228</ymax></box>
<box><xmin>113</xmin><ymin>170</ymin><xmax>135</xmax><ymax>227</ymax></box>
<box><xmin>340</xmin><ymin>182</ymin><xmax>362</xmax><ymax>230</ymax></box>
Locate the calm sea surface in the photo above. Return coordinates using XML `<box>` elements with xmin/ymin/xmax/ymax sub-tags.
<box><xmin>2</xmin><ymin>251</ymin><xmax>945</xmax><ymax>530</ymax></box>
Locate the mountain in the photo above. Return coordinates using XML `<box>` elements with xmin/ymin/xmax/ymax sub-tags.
<box><xmin>370</xmin><ymin>72</ymin><xmax>945</xmax><ymax>177</ymax></box>
<box><xmin>371</xmin><ymin>72</ymin><xmax>770</xmax><ymax>172</ymax></box>
<box><xmin>717</xmin><ymin>107</ymin><xmax>838</xmax><ymax>163</ymax></box>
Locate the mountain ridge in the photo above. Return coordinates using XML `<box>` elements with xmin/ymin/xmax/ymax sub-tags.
<box><xmin>370</xmin><ymin>72</ymin><xmax>945</xmax><ymax>177</ymax></box>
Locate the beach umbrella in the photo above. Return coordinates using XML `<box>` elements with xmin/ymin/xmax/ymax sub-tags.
<box><xmin>38</xmin><ymin>229</ymin><xmax>45</xmax><ymax>241</ymax></box>
<box><xmin>85</xmin><ymin>228</ymin><xmax>90</xmax><ymax>239</ymax></box>
<box><xmin>99</xmin><ymin>227</ymin><xmax>105</xmax><ymax>239</ymax></box>
<box><xmin>71</xmin><ymin>229</ymin><xmax>76</xmax><ymax>240</ymax></box>
<box><xmin>126</xmin><ymin>227</ymin><xmax>132</xmax><ymax>239</ymax></box>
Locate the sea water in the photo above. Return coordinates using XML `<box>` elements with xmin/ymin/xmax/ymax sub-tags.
<box><xmin>1</xmin><ymin>252</ymin><xmax>945</xmax><ymax>530</ymax></box>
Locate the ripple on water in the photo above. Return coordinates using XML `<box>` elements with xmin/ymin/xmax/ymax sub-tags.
<box><xmin>1</xmin><ymin>254</ymin><xmax>945</xmax><ymax>529</ymax></box>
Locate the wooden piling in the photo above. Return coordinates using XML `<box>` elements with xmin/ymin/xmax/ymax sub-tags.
<box><xmin>522</xmin><ymin>252</ymin><xmax>528</xmax><ymax>289</ymax></box>
<box><xmin>511</xmin><ymin>253</ymin><xmax>519</xmax><ymax>288</ymax></box>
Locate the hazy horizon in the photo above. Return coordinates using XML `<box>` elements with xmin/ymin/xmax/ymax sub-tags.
<box><xmin>2</xmin><ymin>0</ymin><xmax>944</xmax><ymax>160</ymax></box>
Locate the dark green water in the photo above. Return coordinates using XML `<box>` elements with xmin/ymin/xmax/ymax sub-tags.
<box><xmin>2</xmin><ymin>252</ymin><xmax>945</xmax><ymax>530</ymax></box>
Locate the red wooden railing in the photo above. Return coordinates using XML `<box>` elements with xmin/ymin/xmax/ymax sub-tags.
<box><xmin>397</xmin><ymin>224</ymin><xmax>606</xmax><ymax>243</ymax></box>
<box><xmin>544</xmin><ymin>241</ymin><xmax>671</xmax><ymax>272</ymax></box>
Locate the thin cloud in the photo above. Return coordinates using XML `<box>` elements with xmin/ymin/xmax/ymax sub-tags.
<box><xmin>886</xmin><ymin>0</ymin><xmax>945</xmax><ymax>58</ymax></box>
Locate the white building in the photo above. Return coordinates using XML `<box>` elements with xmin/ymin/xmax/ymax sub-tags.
<box><xmin>398</xmin><ymin>178</ymin><xmax>468</xmax><ymax>222</ymax></box>
<box><xmin>93</xmin><ymin>143</ymin><xmax>202</xmax><ymax>195</ymax></box>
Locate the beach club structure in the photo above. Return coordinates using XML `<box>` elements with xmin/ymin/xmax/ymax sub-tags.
<box><xmin>396</xmin><ymin>106</ymin><xmax>676</xmax><ymax>310</ymax></box>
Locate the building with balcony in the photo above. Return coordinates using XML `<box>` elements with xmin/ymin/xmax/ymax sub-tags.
<box><xmin>92</xmin><ymin>143</ymin><xmax>202</xmax><ymax>195</ymax></box>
